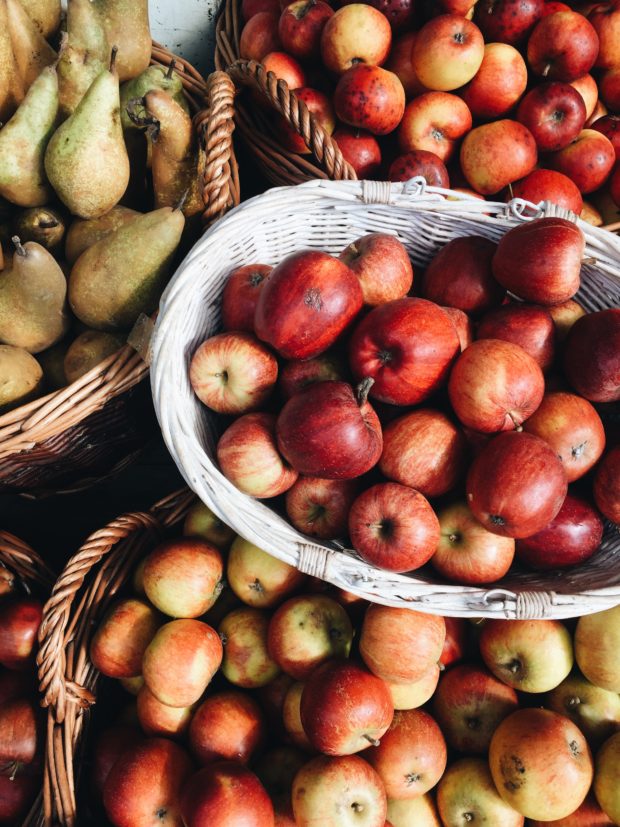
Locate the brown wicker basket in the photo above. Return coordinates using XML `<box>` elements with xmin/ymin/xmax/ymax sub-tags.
<box><xmin>0</xmin><ymin>47</ymin><xmax>239</xmax><ymax>498</ymax></box>
<box><xmin>34</xmin><ymin>489</ymin><xmax>195</xmax><ymax>827</ymax></box>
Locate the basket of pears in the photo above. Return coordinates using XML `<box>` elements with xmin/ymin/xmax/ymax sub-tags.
<box><xmin>0</xmin><ymin>0</ymin><xmax>239</xmax><ymax>495</ymax></box>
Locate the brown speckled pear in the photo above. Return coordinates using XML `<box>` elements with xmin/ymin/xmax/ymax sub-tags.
<box><xmin>65</xmin><ymin>205</ymin><xmax>139</xmax><ymax>264</ymax></box>
<box><xmin>64</xmin><ymin>329</ymin><xmax>125</xmax><ymax>382</ymax></box>
<box><xmin>94</xmin><ymin>0</ymin><xmax>150</xmax><ymax>83</ymax></box>
<box><xmin>19</xmin><ymin>0</ymin><xmax>61</xmax><ymax>38</ymax></box>
<box><xmin>0</xmin><ymin>343</ymin><xmax>43</xmax><ymax>412</ymax></box>
<box><xmin>0</xmin><ymin>1</ymin><xmax>24</xmax><ymax>122</ymax></box>
<box><xmin>57</xmin><ymin>0</ymin><xmax>108</xmax><ymax>117</ymax></box>
<box><xmin>6</xmin><ymin>0</ymin><xmax>56</xmax><ymax>90</ymax></box>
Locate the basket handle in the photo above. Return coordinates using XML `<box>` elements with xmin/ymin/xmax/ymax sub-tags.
<box><xmin>0</xmin><ymin>530</ymin><xmax>55</xmax><ymax>591</ymax></box>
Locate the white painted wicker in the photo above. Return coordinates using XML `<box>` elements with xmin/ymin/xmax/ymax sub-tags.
<box><xmin>151</xmin><ymin>178</ymin><xmax>620</xmax><ymax>619</ymax></box>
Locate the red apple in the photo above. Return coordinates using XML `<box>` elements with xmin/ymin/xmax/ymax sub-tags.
<box><xmin>227</xmin><ymin>536</ymin><xmax>306</xmax><ymax>609</ymax></box>
<box><xmin>278</xmin><ymin>0</ymin><xmax>334</xmax><ymax>59</ymax></box>
<box><xmin>438</xmin><ymin>758</ymin><xmax>525</xmax><ymax>827</ymax></box>
<box><xmin>550</xmin><ymin>129</ymin><xmax>616</xmax><ymax>193</ymax></box>
<box><xmin>240</xmin><ymin>12</ymin><xmax>282</xmax><ymax>60</ymax></box>
<box><xmin>332</xmin><ymin>127</ymin><xmax>382</xmax><ymax>179</ymax></box>
<box><xmin>466</xmin><ymin>431</ymin><xmax>568</xmax><ymax>538</ymax></box>
<box><xmin>412</xmin><ymin>15</ymin><xmax>484</xmax><ymax>92</ymax></box>
<box><xmin>474</xmin><ymin>0</ymin><xmax>544</xmax><ymax>45</ymax></box>
<box><xmin>339</xmin><ymin>233</ymin><xmax>413</xmax><ymax>307</ymax></box>
<box><xmin>385</xmin><ymin>32</ymin><xmax>426</xmax><ymax>99</ymax></box>
<box><xmin>285</xmin><ymin>476</ymin><xmax>358</xmax><ymax>539</ymax></box>
<box><xmin>257</xmin><ymin>673</ymin><xmax>294</xmax><ymax>733</ymax></box>
<box><xmin>542</xmin><ymin>0</ymin><xmax>571</xmax><ymax>12</ymax></box>
<box><xmin>571</xmin><ymin>73</ymin><xmax>599</xmax><ymax>120</ymax></box>
<box><xmin>476</xmin><ymin>303</ymin><xmax>555</xmax><ymax>372</ymax></box>
<box><xmin>527</xmin><ymin>12</ymin><xmax>599</xmax><ymax>82</ymax></box>
<box><xmin>460</xmin><ymin>43</ymin><xmax>528</xmax><ymax>120</ymax></box>
<box><xmin>0</xmin><ymin>770</ymin><xmax>39</xmax><ymax>825</ymax></box>
<box><xmin>564</xmin><ymin>309</ymin><xmax>620</xmax><ymax>402</ymax></box>
<box><xmin>91</xmin><ymin>726</ymin><xmax>143</xmax><ymax>795</ymax></box>
<box><xmin>594</xmin><ymin>446</ymin><xmax>620</xmax><ymax>523</ymax></box>
<box><xmin>277</xmin><ymin>88</ymin><xmax>335</xmax><ymax>153</ymax></box>
<box><xmin>189</xmin><ymin>691</ymin><xmax>265</xmax><ymax>765</ymax></box>
<box><xmin>261</xmin><ymin>51</ymin><xmax>306</xmax><ymax>89</ymax></box>
<box><xmin>243</xmin><ymin>0</ymin><xmax>280</xmax><ymax>19</ymax></box>
<box><xmin>219</xmin><ymin>607</ymin><xmax>281</xmax><ymax>688</ymax></box>
<box><xmin>349</xmin><ymin>297</ymin><xmax>460</xmax><ymax>406</ymax></box>
<box><xmin>0</xmin><ymin>698</ymin><xmax>38</xmax><ymax>765</ymax></box>
<box><xmin>523</xmin><ymin>392</ymin><xmax>606</xmax><ymax>482</ymax></box>
<box><xmin>90</xmin><ymin>598</ymin><xmax>160</xmax><ymax>679</ymax></box>
<box><xmin>517</xmin><ymin>82</ymin><xmax>587</xmax><ymax>151</ymax></box>
<box><xmin>442</xmin><ymin>306</ymin><xmax>473</xmax><ymax>351</ymax></box>
<box><xmin>221</xmin><ymin>263</ymin><xmax>272</xmax><ymax>332</ymax></box>
<box><xmin>441</xmin><ymin>617</ymin><xmax>467</xmax><ymax>667</ymax></box>
<box><xmin>511</xmin><ymin>169</ymin><xmax>584</xmax><ymax>214</ymax></box>
<box><xmin>279</xmin><ymin>352</ymin><xmax>344</xmax><ymax>401</ymax></box>
<box><xmin>180</xmin><ymin>763</ymin><xmax>275</xmax><ymax>827</ymax></box>
<box><xmin>334</xmin><ymin>65</ymin><xmax>405</xmax><ymax>136</ymax></box>
<box><xmin>0</xmin><ymin>598</ymin><xmax>42</xmax><ymax>670</ymax></box>
<box><xmin>255</xmin><ymin>250</ymin><xmax>363</xmax><ymax>360</ymax></box>
<box><xmin>589</xmin><ymin>0</ymin><xmax>620</xmax><ymax>68</ymax></box>
<box><xmin>340</xmin><ymin>0</ymin><xmax>415</xmax><ymax>30</ymax></box>
<box><xmin>548</xmin><ymin>298</ymin><xmax>587</xmax><ymax>340</ymax></box>
<box><xmin>460</xmin><ymin>120</ymin><xmax>538</xmax><ymax>194</ymax></box>
<box><xmin>492</xmin><ymin>216</ymin><xmax>584</xmax><ymax>304</ymax></box>
<box><xmin>599</xmin><ymin>67</ymin><xmax>620</xmax><ymax>111</ymax></box>
<box><xmin>398</xmin><ymin>92</ymin><xmax>472</xmax><ymax>162</ymax></box>
<box><xmin>591</xmin><ymin>115</ymin><xmax>620</xmax><ymax>159</ymax></box>
<box><xmin>388</xmin><ymin>150</ymin><xmax>450</xmax><ymax>186</ymax></box>
<box><xmin>136</xmin><ymin>687</ymin><xmax>195</xmax><ymax>738</ymax></box>
<box><xmin>320</xmin><ymin>4</ymin><xmax>392</xmax><ymax>74</ymax></box>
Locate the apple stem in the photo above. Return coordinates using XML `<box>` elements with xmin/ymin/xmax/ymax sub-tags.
<box><xmin>219</xmin><ymin>632</ymin><xmax>228</xmax><ymax>646</ymax></box>
<box><xmin>352</xmin><ymin>803</ymin><xmax>364</xmax><ymax>813</ymax></box>
<box><xmin>438</xmin><ymin>661</ymin><xmax>445</xmax><ymax>671</ymax></box>
<box><xmin>582</xmin><ymin>256</ymin><xmax>597</xmax><ymax>265</ymax></box>
<box><xmin>507</xmin><ymin>659</ymin><xmax>521</xmax><ymax>674</ymax></box>
<box><xmin>464</xmin><ymin>814</ymin><xmax>474</xmax><ymax>823</ymax></box>
<box><xmin>508</xmin><ymin>412</ymin><xmax>523</xmax><ymax>431</ymax></box>
<box><xmin>542</xmin><ymin>63</ymin><xmax>551</xmax><ymax>77</ymax></box>
<box><xmin>356</xmin><ymin>377</ymin><xmax>375</xmax><ymax>407</ymax></box>
<box><xmin>363</xmin><ymin>734</ymin><xmax>380</xmax><ymax>747</ymax></box>
<box><xmin>567</xmin><ymin>696</ymin><xmax>581</xmax><ymax>708</ymax></box>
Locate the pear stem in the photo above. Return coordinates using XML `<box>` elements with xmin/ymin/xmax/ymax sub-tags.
<box><xmin>11</xmin><ymin>236</ymin><xmax>26</xmax><ymax>257</ymax></box>
<box><xmin>166</xmin><ymin>60</ymin><xmax>176</xmax><ymax>79</ymax></box>
<box><xmin>110</xmin><ymin>46</ymin><xmax>119</xmax><ymax>73</ymax></box>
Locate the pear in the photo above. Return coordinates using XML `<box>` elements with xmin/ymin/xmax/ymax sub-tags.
<box><xmin>69</xmin><ymin>204</ymin><xmax>185</xmax><ymax>330</ymax></box>
<box><xmin>45</xmin><ymin>49</ymin><xmax>130</xmax><ymax>219</ymax></box>
<box><xmin>12</xmin><ymin>206</ymin><xmax>65</xmax><ymax>252</ymax></box>
<box><xmin>93</xmin><ymin>0</ymin><xmax>150</xmax><ymax>83</ymax></box>
<box><xmin>65</xmin><ymin>205</ymin><xmax>139</xmax><ymax>264</ymax></box>
<box><xmin>18</xmin><ymin>0</ymin><xmax>61</xmax><ymax>39</ymax></box>
<box><xmin>120</xmin><ymin>62</ymin><xmax>189</xmax><ymax>131</ymax></box>
<box><xmin>64</xmin><ymin>329</ymin><xmax>125</xmax><ymax>382</ymax></box>
<box><xmin>0</xmin><ymin>343</ymin><xmax>43</xmax><ymax>412</ymax></box>
<box><xmin>36</xmin><ymin>336</ymin><xmax>69</xmax><ymax>389</ymax></box>
<box><xmin>0</xmin><ymin>66</ymin><xmax>58</xmax><ymax>207</ymax></box>
<box><xmin>0</xmin><ymin>0</ymin><xmax>25</xmax><ymax>121</ymax></box>
<box><xmin>57</xmin><ymin>0</ymin><xmax>108</xmax><ymax>118</ymax></box>
<box><xmin>6</xmin><ymin>0</ymin><xmax>56</xmax><ymax>91</ymax></box>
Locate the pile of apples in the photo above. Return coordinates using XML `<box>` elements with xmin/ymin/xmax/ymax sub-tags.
<box><xmin>190</xmin><ymin>219</ymin><xmax>620</xmax><ymax>584</ymax></box>
<box><xmin>238</xmin><ymin>0</ymin><xmax>620</xmax><ymax>224</ymax></box>
<box><xmin>82</xmin><ymin>499</ymin><xmax>620</xmax><ymax>826</ymax></box>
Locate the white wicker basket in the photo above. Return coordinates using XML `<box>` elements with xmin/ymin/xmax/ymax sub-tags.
<box><xmin>151</xmin><ymin>178</ymin><xmax>620</xmax><ymax>620</ymax></box>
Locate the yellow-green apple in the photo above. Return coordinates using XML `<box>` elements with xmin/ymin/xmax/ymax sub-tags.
<box><xmin>477</xmin><ymin>303</ymin><xmax>555</xmax><ymax>372</ymax></box>
<box><xmin>285</xmin><ymin>476</ymin><xmax>358</xmax><ymax>539</ymax></box>
<box><xmin>0</xmin><ymin>597</ymin><xmax>42</xmax><ymax>670</ymax></box>
<box><xmin>412</xmin><ymin>15</ymin><xmax>484</xmax><ymax>92</ymax></box>
<box><xmin>320</xmin><ymin>4</ymin><xmax>392</xmax><ymax>74</ymax></box>
<box><xmin>255</xmin><ymin>250</ymin><xmax>363</xmax><ymax>360</ymax></box>
<box><xmin>90</xmin><ymin>598</ymin><xmax>160</xmax><ymax>679</ymax></box>
<box><xmin>387</xmin><ymin>794</ymin><xmax>441</xmax><ymax>827</ymax></box>
<box><xmin>594</xmin><ymin>732</ymin><xmax>620</xmax><ymax>824</ymax></box>
<box><xmin>594</xmin><ymin>446</ymin><xmax>620</xmax><ymax>522</ymax></box>
<box><xmin>397</xmin><ymin>92</ymin><xmax>472</xmax><ymax>162</ymax></box>
<box><xmin>278</xmin><ymin>0</ymin><xmax>333</xmax><ymax>60</ymax></box>
<box><xmin>365</xmin><ymin>709</ymin><xmax>446</xmax><ymax>798</ymax></box>
<box><xmin>332</xmin><ymin>127</ymin><xmax>382</xmax><ymax>179</ymax></box>
<box><xmin>180</xmin><ymin>763</ymin><xmax>275</xmax><ymax>827</ymax></box>
<box><xmin>548</xmin><ymin>299</ymin><xmax>587</xmax><ymax>341</ymax></box>
<box><xmin>385</xmin><ymin>32</ymin><xmax>426</xmax><ymax>98</ymax></box>
<box><xmin>182</xmin><ymin>500</ymin><xmax>236</xmax><ymax>549</ymax></box>
<box><xmin>221</xmin><ymin>263</ymin><xmax>272</xmax><ymax>332</ymax></box>
<box><xmin>581</xmin><ymin>199</ymin><xmax>604</xmax><ymax>224</ymax></box>
<box><xmin>386</xmin><ymin>665</ymin><xmax>441</xmax><ymax>710</ymax></box>
<box><xmin>217</xmin><ymin>412</ymin><xmax>298</xmax><ymax>498</ymax></box>
<box><xmin>492</xmin><ymin>216</ymin><xmax>584</xmax><ymax>303</ymax></box>
<box><xmin>550</xmin><ymin>129</ymin><xmax>616</xmax><ymax>193</ymax></box>
<box><xmin>142</xmin><ymin>619</ymin><xmax>222</xmax><ymax>707</ymax></box>
<box><xmin>591</xmin><ymin>184</ymin><xmax>620</xmax><ymax>224</ymax></box>
<box><xmin>189</xmin><ymin>690</ymin><xmax>265</xmax><ymax>765</ymax></box>
<box><xmin>261</xmin><ymin>50</ymin><xmax>306</xmax><ymax>89</ymax></box>
<box><xmin>511</xmin><ymin>169</ymin><xmax>584</xmax><ymax>215</ymax></box>
<box><xmin>570</xmin><ymin>73</ymin><xmax>599</xmax><ymax>120</ymax></box>
<box><xmin>334</xmin><ymin>65</ymin><xmax>405</xmax><ymax>135</ymax></box>
<box><xmin>480</xmin><ymin>618</ymin><xmax>573</xmax><ymax>692</ymax></box>
<box><xmin>292</xmin><ymin>755</ymin><xmax>387</xmax><ymax>827</ymax></box>
<box><xmin>421</xmin><ymin>235</ymin><xmax>502</xmax><ymax>316</ymax></box>
<box><xmin>219</xmin><ymin>607</ymin><xmax>281</xmax><ymax>688</ymax></box>
<box><xmin>433</xmin><ymin>664</ymin><xmax>519</xmax><ymax>753</ymax></box>
<box><xmin>103</xmin><ymin>738</ymin><xmax>193</xmax><ymax>827</ymax></box>
<box><xmin>460</xmin><ymin>120</ymin><xmax>537</xmax><ymax>194</ymax></box>
<box><xmin>282</xmin><ymin>681</ymin><xmax>314</xmax><ymax>750</ymax></box>
<box><xmin>388</xmin><ymin>150</ymin><xmax>450</xmax><ymax>185</ymax></box>
<box><xmin>527</xmin><ymin>11</ymin><xmax>600</xmax><ymax>81</ymax></box>
<box><xmin>575</xmin><ymin>605</ymin><xmax>620</xmax><ymax>692</ymax></box>
<box><xmin>437</xmin><ymin>758</ymin><xmax>525</xmax><ymax>827</ymax></box>
<box><xmin>136</xmin><ymin>687</ymin><xmax>195</xmax><ymax>738</ymax></box>
<box><xmin>563</xmin><ymin>309</ymin><xmax>620</xmax><ymax>403</ymax></box>
<box><xmin>461</xmin><ymin>43</ymin><xmax>528</xmax><ymax>120</ymax></box>
<box><xmin>431</xmin><ymin>501</ymin><xmax>515</xmax><ymax>584</ymax></box>
<box><xmin>339</xmin><ymin>233</ymin><xmax>413</xmax><ymax>307</ymax></box>
<box><xmin>120</xmin><ymin>675</ymin><xmax>144</xmax><ymax>696</ymax></box>
<box><xmin>590</xmin><ymin>115</ymin><xmax>620</xmax><ymax>159</ymax></box>
<box><xmin>0</xmin><ymin>698</ymin><xmax>39</xmax><ymax>765</ymax></box>
<box><xmin>474</xmin><ymin>0</ymin><xmax>544</xmax><ymax>45</ymax></box>
<box><xmin>528</xmin><ymin>792</ymin><xmax>614</xmax><ymax>827</ymax></box>
<box><xmin>277</xmin><ymin>88</ymin><xmax>335</xmax><ymax>153</ymax></box>
<box><xmin>239</xmin><ymin>11</ymin><xmax>282</xmax><ymax>60</ymax></box>
<box><xmin>340</xmin><ymin>0</ymin><xmax>415</xmax><ymax>30</ymax></box>
<box><xmin>599</xmin><ymin>68</ymin><xmax>620</xmax><ymax>111</ymax></box>
<box><xmin>226</xmin><ymin>536</ymin><xmax>305</xmax><ymax>608</ymax></box>
<box><xmin>267</xmin><ymin>594</ymin><xmax>353</xmax><ymax>680</ymax></box>
<box><xmin>348</xmin><ymin>482</ymin><xmax>440</xmax><ymax>573</ymax></box>
<box><xmin>349</xmin><ymin>297</ymin><xmax>460</xmax><ymax>405</ymax></box>
<box><xmin>517</xmin><ymin>82</ymin><xmax>587</xmax><ymax>151</ymax></box>
<box><xmin>589</xmin><ymin>0</ymin><xmax>620</xmax><ymax>68</ymax></box>
<box><xmin>548</xmin><ymin>672</ymin><xmax>620</xmax><ymax>748</ymax></box>
<box><xmin>242</xmin><ymin>0</ymin><xmax>280</xmax><ymax>20</ymax></box>
<box><xmin>278</xmin><ymin>352</ymin><xmax>345</xmax><ymax>401</ymax></box>
<box><xmin>142</xmin><ymin>538</ymin><xmax>223</xmax><ymax>619</ymax></box>
<box><xmin>489</xmin><ymin>708</ymin><xmax>593</xmax><ymax>820</ymax></box>
<box><xmin>359</xmin><ymin>604</ymin><xmax>445</xmax><ymax>684</ymax></box>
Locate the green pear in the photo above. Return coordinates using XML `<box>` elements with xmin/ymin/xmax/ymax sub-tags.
<box><xmin>64</xmin><ymin>328</ymin><xmax>125</xmax><ymax>382</ymax></box>
<box><xmin>57</xmin><ymin>0</ymin><xmax>108</xmax><ymax>117</ymax></box>
<box><xmin>0</xmin><ymin>66</ymin><xmax>58</xmax><ymax>207</ymax></box>
<box><xmin>12</xmin><ymin>206</ymin><xmax>66</xmax><ymax>252</ymax></box>
<box><xmin>65</xmin><ymin>205</ymin><xmax>139</xmax><ymax>264</ymax></box>
<box><xmin>6</xmin><ymin>0</ymin><xmax>56</xmax><ymax>91</ymax></box>
<box><xmin>18</xmin><ymin>0</ymin><xmax>61</xmax><ymax>39</ymax></box>
<box><xmin>120</xmin><ymin>62</ymin><xmax>189</xmax><ymax>131</ymax></box>
<box><xmin>0</xmin><ymin>237</ymin><xmax>69</xmax><ymax>352</ymax></box>
<box><xmin>0</xmin><ymin>343</ymin><xmax>43</xmax><ymax>412</ymax></box>
<box><xmin>93</xmin><ymin>0</ymin><xmax>150</xmax><ymax>83</ymax></box>
<box><xmin>69</xmin><ymin>205</ymin><xmax>185</xmax><ymax>330</ymax></box>
<box><xmin>0</xmin><ymin>0</ymin><xmax>25</xmax><ymax>121</ymax></box>
<box><xmin>45</xmin><ymin>50</ymin><xmax>130</xmax><ymax>219</ymax></box>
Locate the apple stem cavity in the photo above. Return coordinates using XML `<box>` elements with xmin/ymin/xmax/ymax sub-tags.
<box><xmin>363</xmin><ymin>734</ymin><xmax>380</xmax><ymax>747</ymax></box>
<box><xmin>464</xmin><ymin>814</ymin><xmax>474</xmax><ymax>823</ymax></box>
<box><xmin>567</xmin><ymin>695</ymin><xmax>581</xmax><ymax>708</ymax></box>
<box><xmin>489</xmin><ymin>514</ymin><xmax>506</xmax><ymax>527</ymax></box>
<box><xmin>355</xmin><ymin>377</ymin><xmax>375</xmax><ymax>407</ymax></box>
<box><xmin>249</xmin><ymin>271</ymin><xmax>265</xmax><ymax>287</ymax></box>
<box><xmin>249</xmin><ymin>578</ymin><xmax>265</xmax><ymax>594</ymax></box>
<box><xmin>156</xmin><ymin>807</ymin><xmax>168</xmax><ymax>821</ymax></box>
<box><xmin>507</xmin><ymin>659</ymin><xmax>521</xmax><ymax>674</ymax></box>
<box><xmin>352</xmin><ymin>802</ymin><xmax>364</xmax><ymax>813</ymax></box>
<box><xmin>406</xmin><ymin>771</ymin><xmax>421</xmax><ymax>784</ymax></box>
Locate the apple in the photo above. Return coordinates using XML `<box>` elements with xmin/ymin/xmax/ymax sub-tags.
<box><xmin>348</xmin><ymin>482</ymin><xmax>440</xmax><ymax>573</ymax></box>
<box><xmin>103</xmin><ymin>738</ymin><xmax>193</xmax><ymax>827</ymax></box>
<box><xmin>0</xmin><ymin>567</ymin><xmax>13</xmax><ymax>597</ymax></box>
<box><xmin>136</xmin><ymin>687</ymin><xmax>195</xmax><ymax>738</ymax></box>
<box><xmin>285</xmin><ymin>476</ymin><xmax>358</xmax><ymax>539</ymax></box>
<box><xmin>221</xmin><ymin>263</ymin><xmax>272</xmax><ymax>332</ymax></box>
<box><xmin>334</xmin><ymin>65</ymin><xmax>405</xmax><ymax>136</ymax></box>
<box><xmin>489</xmin><ymin>708</ymin><xmax>593</xmax><ymax>821</ymax></box>
<box><xmin>477</xmin><ymin>303</ymin><xmax>555</xmax><ymax>372</ymax></box>
<box><xmin>0</xmin><ymin>598</ymin><xmax>42</xmax><ymax>670</ymax></box>
<box><xmin>278</xmin><ymin>0</ymin><xmax>334</xmax><ymax>60</ymax></box>
<box><xmin>397</xmin><ymin>92</ymin><xmax>472</xmax><ymax>162</ymax></box>
<box><xmin>588</xmin><ymin>98</ymin><xmax>610</xmax><ymax>128</ymax></box>
<box><xmin>433</xmin><ymin>664</ymin><xmax>519</xmax><ymax>753</ymax></box>
<box><xmin>277</xmin><ymin>88</ymin><xmax>335</xmax><ymax>154</ymax></box>
<box><xmin>571</xmin><ymin>74</ymin><xmax>599</xmax><ymax>120</ymax></box>
<box><xmin>189</xmin><ymin>690</ymin><xmax>265</xmax><ymax>765</ymax></box>
<box><xmin>590</xmin><ymin>114</ymin><xmax>620</xmax><ymax>159</ymax></box>
<box><xmin>320</xmin><ymin>4</ymin><xmax>391</xmax><ymax>74</ymax></box>
<box><xmin>385</xmin><ymin>32</ymin><xmax>426</xmax><ymax>99</ymax></box>
<box><xmin>460</xmin><ymin>43</ymin><xmax>528</xmax><ymax>120</ymax></box>
<box><xmin>227</xmin><ymin>536</ymin><xmax>305</xmax><ymax>608</ymax></box>
<box><xmin>183</xmin><ymin>501</ymin><xmax>236</xmax><ymax>549</ymax></box>
<box><xmin>542</xmin><ymin>0</ymin><xmax>571</xmax><ymax>12</ymax></box>
<box><xmin>349</xmin><ymin>297</ymin><xmax>460</xmax><ymax>406</ymax></box>
<box><xmin>388</xmin><ymin>150</ymin><xmax>450</xmax><ymax>186</ymax></box>
<box><xmin>581</xmin><ymin>200</ymin><xmax>604</xmax><ymax>224</ymax></box>
<box><xmin>550</xmin><ymin>129</ymin><xmax>616</xmax><ymax>193</ymax></box>
<box><xmin>261</xmin><ymin>51</ymin><xmax>306</xmax><ymax>91</ymax></box>
<box><xmin>267</xmin><ymin>594</ymin><xmax>353</xmax><ymax>680</ymax></box>
<box><xmin>359</xmin><ymin>603</ymin><xmax>446</xmax><ymax>684</ymax></box>
<box><xmin>91</xmin><ymin>726</ymin><xmax>143</xmax><ymax>795</ymax></box>
<box><xmin>219</xmin><ymin>607</ymin><xmax>281</xmax><ymax>688</ymax></box>
<box><xmin>180</xmin><ymin>762</ymin><xmax>275</xmax><ymax>827</ymax></box>
<box><xmin>243</xmin><ymin>0</ymin><xmax>280</xmax><ymax>17</ymax></box>
<box><xmin>421</xmin><ymin>235</ymin><xmax>502</xmax><ymax>316</ymax></box>
<box><xmin>257</xmin><ymin>672</ymin><xmax>294</xmax><ymax>732</ymax></box>
<box><xmin>282</xmin><ymin>681</ymin><xmax>314</xmax><ymax>750</ymax></box>
<box><xmin>340</xmin><ymin>0</ymin><xmax>415</xmax><ymax>30</ymax></box>
<box><xmin>437</xmin><ymin>758</ymin><xmax>525</xmax><ymax>827</ymax></box>
<box><xmin>253</xmin><ymin>744</ymin><xmax>307</xmax><ymax>802</ymax></box>
<box><xmin>441</xmin><ymin>306</ymin><xmax>473</xmax><ymax>351</ymax></box>
<box><xmin>511</xmin><ymin>169</ymin><xmax>584</xmax><ymax>215</ymax></box>
<box><xmin>517</xmin><ymin>82</ymin><xmax>587</xmax><ymax>152</ymax></box>
<box><xmin>575</xmin><ymin>605</ymin><xmax>620</xmax><ymax>692</ymax></box>
<box><xmin>548</xmin><ymin>672</ymin><xmax>620</xmax><ymax>748</ymax></box>
<box><xmin>240</xmin><ymin>12</ymin><xmax>282</xmax><ymax>60</ymax></box>
<box><xmin>279</xmin><ymin>352</ymin><xmax>345</xmax><ymax>401</ymax></box>
<box><xmin>589</xmin><ymin>0</ymin><xmax>620</xmax><ymax>68</ymax></box>
<box><xmin>90</xmin><ymin>598</ymin><xmax>160</xmax><ymax>679</ymax></box>
<box><xmin>528</xmin><ymin>793</ymin><xmax>614</xmax><ymax>827</ymax></box>
<box><xmin>0</xmin><ymin>698</ymin><xmax>38</xmax><ymax>765</ymax></box>
<box><xmin>441</xmin><ymin>617</ymin><xmax>468</xmax><ymax>667</ymax></box>
<box><xmin>120</xmin><ymin>675</ymin><xmax>144</xmax><ymax>696</ymax></box>
<box><xmin>0</xmin><ymin>770</ymin><xmax>40</xmax><ymax>824</ymax></box>
<box><xmin>142</xmin><ymin>619</ymin><xmax>222</xmax><ymax>707</ymax></box>
<box><xmin>365</xmin><ymin>709</ymin><xmax>447</xmax><ymax>799</ymax></box>
<box><xmin>492</xmin><ymin>216</ymin><xmax>584</xmax><ymax>304</ymax></box>
<box><xmin>527</xmin><ymin>11</ymin><xmax>599</xmax><ymax>81</ymax></box>
<box><xmin>386</xmin><ymin>665</ymin><xmax>441</xmax><ymax>710</ymax></box>
<box><xmin>217</xmin><ymin>412</ymin><xmax>298</xmax><ymax>498</ymax></box>
<box><xmin>594</xmin><ymin>446</ymin><xmax>620</xmax><ymax>523</ymax></box>
<box><xmin>474</xmin><ymin>0</ymin><xmax>544</xmax><ymax>45</ymax></box>
<box><xmin>563</xmin><ymin>310</ymin><xmax>620</xmax><ymax>403</ymax></box>
<box><xmin>594</xmin><ymin>732</ymin><xmax>620</xmax><ymax>824</ymax></box>
<box><xmin>599</xmin><ymin>67</ymin><xmax>620</xmax><ymax>112</ymax></box>
<box><xmin>387</xmin><ymin>794</ymin><xmax>441</xmax><ymax>827</ymax></box>
<box><xmin>339</xmin><ymin>233</ymin><xmax>413</xmax><ymax>307</ymax></box>
<box><xmin>255</xmin><ymin>250</ymin><xmax>362</xmax><ymax>360</ymax></box>
<box><xmin>548</xmin><ymin>300</ymin><xmax>587</xmax><ymax>343</ymax></box>
<box><xmin>460</xmin><ymin>120</ymin><xmax>538</xmax><ymax>194</ymax></box>
<box><xmin>412</xmin><ymin>15</ymin><xmax>484</xmax><ymax>92</ymax></box>
<box><xmin>332</xmin><ymin>127</ymin><xmax>382</xmax><ymax>179</ymax></box>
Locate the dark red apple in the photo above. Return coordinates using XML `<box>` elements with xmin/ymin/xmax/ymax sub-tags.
<box><xmin>549</xmin><ymin>129</ymin><xmax>616</xmax><ymax>193</ymax></box>
<box><xmin>348</xmin><ymin>297</ymin><xmax>460</xmax><ymax>406</ymax></box>
<box><xmin>221</xmin><ymin>264</ymin><xmax>272</xmax><ymax>332</ymax></box>
<box><xmin>242</xmin><ymin>0</ymin><xmax>280</xmax><ymax>19</ymax></box>
<box><xmin>91</xmin><ymin>726</ymin><xmax>143</xmax><ymax>796</ymax></box>
<box><xmin>563</xmin><ymin>309</ymin><xmax>620</xmax><ymax>402</ymax></box>
<box><xmin>599</xmin><ymin>67</ymin><xmax>620</xmax><ymax>111</ymax></box>
<box><xmin>517</xmin><ymin>82</ymin><xmax>587</xmax><ymax>151</ymax></box>
<box><xmin>278</xmin><ymin>352</ymin><xmax>344</xmax><ymax>401</ymax></box>
<box><xmin>511</xmin><ymin>169</ymin><xmax>584</xmax><ymax>215</ymax></box>
<box><xmin>0</xmin><ymin>770</ymin><xmax>39</xmax><ymax>825</ymax></box>
<box><xmin>339</xmin><ymin>233</ymin><xmax>413</xmax><ymax>307</ymax></box>
<box><xmin>590</xmin><ymin>114</ymin><xmax>620</xmax><ymax>160</ymax></box>
<box><xmin>0</xmin><ymin>598</ymin><xmax>42</xmax><ymax>670</ymax></box>
<box><xmin>441</xmin><ymin>617</ymin><xmax>468</xmax><ymax>668</ymax></box>
<box><xmin>334</xmin><ymin>65</ymin><xmax>405</xmax><ymax>136</ymax></box>
<box><xmin>0</xmin><ymin>698</ymin><xmax>38</xmax><ymax>765</ymax></box>
<box><xmin>180</xmin><ymin>763</ymin><xmax>274</xmax><ymax>827</ymax></box>
<box><xmin>254</xmin><ymin>250</ymin><xmax>363</xmax><ymax>360</ymax></box>
<box><xmin>189</xmin><ymin>691</ymin><xmax>265</xmax><ymax>765</ymax></box>
<box><xmin>239</xmin><ymin>12</ymin><xmax>282</xmax><ymax>60</ymax></box>
<box><xmin>388</xmin><ymin>150</ymin><xmax>450</xmax><ymax>186</ymax></box>
<box><xmin>442</xmin><ymin>307</ymin><xmax>473</xmax><ymax>352</ymax></box>
<box><xmin>0</xmin><ymin>670</ymin><xmax>33</xmax><ymax>706</ymax></box>
<box><xmin>278</xmin><ymin>0</ymin><xmax>334</xmax><ymax>60</ymax></box>
<box><xmin>474</xmin><ymin>0</ymin><xmax>544</xmax><ymax>45</ymax></box>
<box><xmin>594</xmin><ymin>445</ymin><xmax>620</xmax><ymax>523</ymax></box>
<box><xmin>465</xmin><ymin>431</ymin><xmax>568</xmax><ymax>538</ymax></box>
<box><xmin>527</xmin><ymin>11</ymin><xmax>600</xmax><ymax>82</ymax></box>
<box><xmin>285</xmin><ymin>476</ymin><xmax>358</xmax><ymax>539</ymax></box>
<box><xmin>332</xmin><ymin>127</ymin><xmax>382</xmax><ymax>179</ymax></box>
<box><xmin>340</xmin><ymin>0</ymin><xmax>415</xmax><ymax>30</ymax></box>
<box><xmin>476</xmin><ymin>303</ymin><xmax>555</xmax><ymax>372</ymax></box>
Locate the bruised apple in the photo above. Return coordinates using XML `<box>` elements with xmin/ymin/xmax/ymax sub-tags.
<box><xmin>334</xmin><ymin>65</ymin><xmax>405</xmax><ymax>136</ymax></box>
